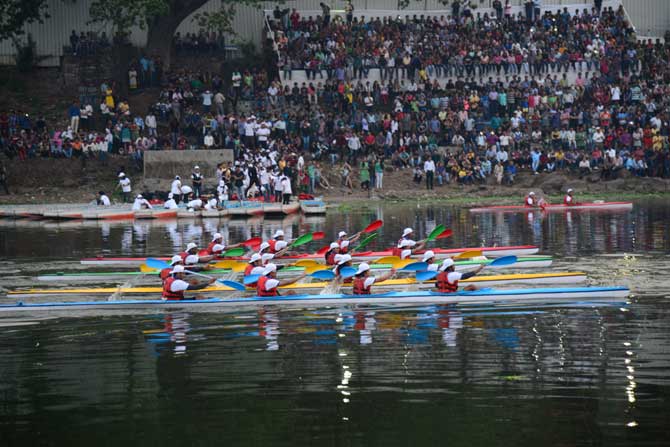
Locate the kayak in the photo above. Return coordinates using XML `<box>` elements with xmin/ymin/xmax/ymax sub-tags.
<box><xmin>469</xmin><ymin>202</ymin><xmax>633</xmax><ymax>213</ymax></box>
<box><xmin>0</xmin><ymin>286</ymin><xmax>630</xmax><ymax>314</ymax></box>
<box><xmin>12</xmin><ymin>272</ymin><xmax>588</xmax><ymax>297</ymax></box>
<box><xmin>40</xmin><ymin>256</ymin><xmax>554</xmax><ymax>282</ymax></box>
<box><xmin>80</xmin><ymin>245</ymin><xmax>541</xmax><ymax>266</ymax></box>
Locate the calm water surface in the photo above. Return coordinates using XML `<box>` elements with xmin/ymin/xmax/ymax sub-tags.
<box><xmin>0</xmin><ymin>199</ymin><xmax>668</xmax><ymax>446</ymax></box>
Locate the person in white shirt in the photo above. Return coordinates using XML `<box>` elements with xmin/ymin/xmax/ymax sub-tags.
<box><xmin>132</xmin><ymin>194</ymin><xmax>152</xmax><ymax>211</ymax></box>
<box><xmin>280</xmin><ymin>175</ymin><xmax>292</xmax><ymax>205</ymax></box>
<box><xmin>256</xmin><ymin>123</ymin><xmax>271</xmax><ymax>148</ymax></box>
<box><xmin>116</xmin><ymin>172</ymin><xmax>132</xmax><ymax>203</ymax></box>
<box><xmin>97</xmin><ymin>191</ymin><xmax>111</xmax><ymax>206</ymax></box>
<box><xmin>171</xmin><ymin>176</ymin><xmax>183</xmax><ymax>203</ymax></box>
<box><xmin>423</xmin><ymin>157</ymin><xmax>436</xmax><ymax>190</ymax></box>
<box><xmin>161</xmin><ymin>265</ymin><xmax>215</xmax><ymax>301</ymax></box>
<box><xmin>186</xmin><ymin>197</ymin><xmax>204</xmax><ymax>211</ymax></box>
<box><xmin>164</xmin><ymin>193</ymin><xmax>178</xmax><ymax>209</ymax></box>
<box><xmin>204</xmin><ymin>133</ymin><xmax>214</xmax><ymax>148</ymax></box>
<box><xmin>273</xmin><ymin>173</ymin><xmax>283</xmax><ymax>203</ymax></box>
<box><xmin>217</xmin><ymin>180</ymin><xmax>228</xmax><ymax>202</ymax></box>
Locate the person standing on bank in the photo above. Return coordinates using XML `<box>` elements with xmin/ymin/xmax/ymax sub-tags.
<box><xmin>116</xmin><ymin>172</ymin><xmax>131</xmax><ymax>203</ymax></box>
<box><xmin>192</xmin><ymin>166</ymin><xmax>203</xmax><ymax>198</ymax></box>
<box><xmin>171</xmin><ymin>175</ymin><xmax>183</xmax><ymax>203</ymax></box>
<box><xmin>281</xmin><ymin>174</ymin><xmax>292</xmax><ymax>205</ymax></box>
<box><xmin>424</xmin><ymin>156</ymin><xmax>435</xmax><ymax>190</ymax></box>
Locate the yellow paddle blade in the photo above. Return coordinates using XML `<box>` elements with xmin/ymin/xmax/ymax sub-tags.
<box><xmin>373</xmin><ymin>256</ymin><xmax>401</xmax><ymax>264</ymax></box>
<box><xmin>293</xmin><ymin>259</ymin><xmax>321</xmax><ymax>267</ymax></box>
<box><xmin>212</xmin><ymin>260</ymin><xmax>246</xmax><ymax>271</ymax></box>
<box><xmin>139</xmin><ymin>264</ymin><xmax>159</xmax><ymax>273</ymax></box>
<box><xmin>391</xmin><ymin>259</ymin><xmax>416</xmax><ymax>269</ymax></box>
<box><xmin>454</xmin><ymin>250</ymin><xmax>483</xmax><ymax>259</ymax></box>
<box><xmin>304</xmin><ymin>264</ymin><xmax>330</xmax><ymax>274</ymax></box>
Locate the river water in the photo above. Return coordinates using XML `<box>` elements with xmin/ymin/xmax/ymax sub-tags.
<box><xmin>0</xmin><ymin>200</ymin><xmax>668</xmax><ymax>446</ymax></box>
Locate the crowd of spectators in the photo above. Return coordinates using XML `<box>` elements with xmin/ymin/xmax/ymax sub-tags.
<box><xmin>66</xmin><ymin>30</ymin><xmax>111</xmax><ymax>56</ymax></box>
<box><xmin>2</xmin><ymin>3</ymin><xmax>670</xmax><ymax>198</ymax></box>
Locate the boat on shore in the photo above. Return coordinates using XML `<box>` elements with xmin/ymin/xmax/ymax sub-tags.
<box><xmin>469</xmin><ymin>202</ymin><xmax>633</xmax><ymax>213</ymax></box>
<box><xmin>0</xmin><ymin>286</ymin><xmax>630</xmax><ymax>314</ymax></box>
<box><xmin>300</xmin><ymin>199</ymin><xmax>327</xmax><ymax>214</ymax></box>
<box><xmin>80</xmin><ymin>245</ymin><xmax>540</xmax><ymax>266</ymax></box>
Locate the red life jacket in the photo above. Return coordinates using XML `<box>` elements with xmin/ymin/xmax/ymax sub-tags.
<box><xmin>256</xmin><ymin>276</ymin><xmax>278</xmax><ymax>296</ymax></box>
<box><xmin>325</xmin><ymin>249</ymin><xmax>337</xmax><ymax>265</ymax></box>
<box><xmin>162</xmin><ymin>277</ymin><xmax>185</xmax><ymax>300</ymax></box>
<box><xmin>267</xmin><ymin>239</ymin><xmax>278</xmax><ymax>254</ymax></box>
<box><xmin>564</xmin><ymin>195</ymin><xmax>573</xmax><ymax>205</ymax></box>
<box><xmin>206</xmin><ymin>240</ymin><xmax>223</xmax><ymax>255</ymax></box>
<box><xmin>353</xmin><ymin>277</ymin><xmax>371</xmax><ymax>295</ymax></box>
<box><xmin>159</xmin><ymin>268</ymin><xmax>172</xmax><ymax>281</ymax></box>
<box><xmin>244</xmin><ymin>264</ymin><xmax>255</xmax><ymax>276</ymax></box>
<box><xmin>179</xmin><ymin>251</ymin><xmax>190</xmax><ymax>263</ymax></box>
<box><xmin>391</xmin><ymin>238</ymin><xmax>404</xmax><ymax>258</ymax></box>
<box><xmin>436</xmin><ymin>272</ymin><xmax>458</xmax><ymax>293</ymax></box>
<box><xmin>337</xmin><ymin>239</ymin><xmax>349</xmax><ymax>254</ymax></box>
<box><xmin>524</xmin><ymin>196</ymin><xmax>534</xmax><ymax>207</ymax></box>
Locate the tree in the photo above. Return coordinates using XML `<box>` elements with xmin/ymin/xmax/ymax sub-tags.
<box><xmin>88</xmin><ymin>0</ymin><xmax>273</xmax><ymax>67</ymax></box>
<box><xmin>0</xmin><ymin>0</ymin><xmax>50</xmax><ymax>43</ymax></box>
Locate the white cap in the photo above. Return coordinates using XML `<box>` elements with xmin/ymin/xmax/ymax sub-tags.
<box><xmin>439</xmin><ymin>258</ymin><xmax>455</xmax><ymax>271</ymax></box>
<box><xmin>118</xmin><ymin>172</ymin><xmax>125</xmax><ymax>178</ymax></box>
<box><xmin>330</xmin><ymin>242</ymin><xmax>340</xmax><ymax>249</ymax></box>
<box><xmin>337</xmin><ymin>254</ymin><xmax>352</xmax><ymax>265</ymax></box>
<box><xmin>567</xmin><ymin>188</ymin><xmax>573</xmax><ymax>193</ymax></box>
<box><xmin>194</xmin><ymin>165</ymin><xmax>200</xmax><ymax>169</ymax></box>
<box><xmin>261</xmin><ymin>253</ymin><xmax>275</xmax><ymax>263</ymax></box>
<box><xmin>274</xmin><ymin>230</ymin><xmax>285</xmax><ymax>238</ymax></box>
<box><xmin>181</xmin><ymin>186</ymin><xmax>193</xmax><ymax>194</ymax></box>
<box><xmin>402</xmin><ymin>227</ymin><xmax>413</xmax><ymax>237</ymax></box>
<box><xmin>170</xmin><ymin>255</ymin><xmax>183</xmax><ymax>265</ymax></box>
<box><xmin>356</xmin><ymin>262</ymin><xmax>370</xmax><ymax>275</ymax></box>
<box><xmin>172</xmin><ymin>265</ymin><xmax>185</xmax><ymax>274</ymax></box>
<box><xmin>259</xmin><ymin>242</ymin><xmax>270</xmax><ymax>251</ymax></box>
<box><xmin>249</xmin><ymin>253</ymin><xmax>262</xmax><ymax>263</ymax></box>
<box><xmin>263</xmin><ymin>263</ymin><xmax>277</xmax><ymax>275</ymax></box>
<box><xmin>186</xmin><ymin>242</ymin><xmax>198</xmax><ymax>251</ymax></box>
<box><xmin>338</xmin><ymin>231</ymin><xmax>347</xmax><ymax>238</ymax></box>
<box><xmin>175</xmin><ymin>175</ymin><xmax>180</xmax><ymax>180</ymax></box>
<box><xmin>529</xmin><ymin>191</ymin><xmax>535</xmax><ymax>196</ymax></box>
<box><xmin>136</xmin><ymin>194</ymin><xmax>143</xmax><ymax>199</ymax></box>
<box><xmin>422</xmin><ymin>250</ymin><xmax>435</xmax><ymax>262</ymax></box>
<box><xmin>212</xmin><ymin>233</ymin><xmax>222</xmax><ymax>242</ymax></box>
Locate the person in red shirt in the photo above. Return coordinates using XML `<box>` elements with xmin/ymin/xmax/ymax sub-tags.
<box><xmin>205</xmin><ymin>233</ymin><xmax>243</xmax><ymax>256</ymax></box>
<box><xmin>352</xmin><ymin>263</ymin><xmax>396</xmax><ymax>295</ymax></box>
<box><xmin>563</xmin><ymin>188</ymin><xmax>577</xmax><ymax>206</ymax></box>
<box><xmin>325</xmin><ymin>242</ymin><xmax>340</xmax><ymax>265</ymax></box>
<box><xmin>162</xmin><ymin>265</ymin><xmax>216</xmax><ymax>301</ymax></box>
<box><xmin>435</xmin><ymin>259</ymin><xmax>484</xmax><ymax>293</ymax></box>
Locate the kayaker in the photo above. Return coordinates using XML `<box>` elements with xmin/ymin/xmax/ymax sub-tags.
<box><xmin>160</xmin><ymin>255</ymin><xmax>184</xmax><ymax>281</ymax></box>
<box><xmin>333</xmin><ymin>254</ymin><xmax>354</xmax><ymax>282</ymax></box>
<box><xmin>525</xmin><ymin>191</ymin><xmax>537</xmax><ymax>207</ymax></box>
<box><xmin>422</xmin><ymin>250</ymin><xmax>439</xmax><ymax>272</ymax></box>
<box><xmin>245</xmin><ymin>253</ymin><xmax>265</xmax><ymax>276</ymax></box>
<box><xmin>336</xmin><ymin>231</ymin><xmax>360</xmax><ymax>254</ymax></box>
<box><xmin>256</xmin><ymin>263</ymin><xmax>306</xmax><ymax>296</ymax></box>
<box><xmin>164</xmin><ymin>193</ymin><xmax>178</xmax><ymax>209</ymax></box>
<box><xmin>180</xmin><ymin>242</ymin><xmax>215</xmax><ymax>265</ymax></box>
<box><xmin>132</xmin><ymin>194</ymin><xmax>153</xmax><ymax>211</ymax></box>
<box><xmin>265</xmin><ymin>230</ymin><xmax>289</xmax><ymax>254</ymax></box>
<box><xmin>205</xmin><ymin>233</ymin><xmax>243</xmax><ymax>256</ymax></box>
<box><xmin>352</xmin><ymin>263</ymin><xmax>397</xmax><ymax>295</ymax></box>
<box><xmin>161</xmin><ymin>265</ymin><xmax>216</xmax><ymax>301</ymax></box>
<box><xmin>435</xmin><ymin>259</ymin><xmax>484</xmax><ymax>293</ymax></box>
<box><xmin>97</xmin><ymin>191</ymin><xmax>111</xmax><ymax>206</ymax></box>
<box><xmin>325</xmin><ymin>242</ymin><xmax>340</xmax><ymax>265</ymax></box>
<box><xmin>392</xmin><ymin>228</ymin><xmax>426</xmax><ymax>260</ymax></box>
<box><xmin>564</xmin><ymin>188</ymin><xmax>577</xmax><ymax>206</ymax></box>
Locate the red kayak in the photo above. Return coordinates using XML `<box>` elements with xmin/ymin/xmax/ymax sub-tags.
<box><xmin>469</xmin><ymin>201</ymin><xmax>633</xmax><ymax>213</ymax></box>
<box><xmin>80</xmin><ymin>245</ymin><xmax>540</xmax><ymax>266</ymax></box>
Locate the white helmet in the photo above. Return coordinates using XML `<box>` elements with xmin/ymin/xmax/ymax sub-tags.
<box><xmin>170</xmin><ymin>255</ymin><xmax>183</xmax><ymax>266</ymax></box>
<box><xmin>356</xmin><ymin>262</ymin><xmax>370</xmax><ymax>275</ymax></box>
<box><xmin>422</xmin><ymin>250</ymin><xmax>435</xmax><ymax>262</ymax></box>
<box><xmin>337</xmin><ymin>254</ymin><xmax>352</xmax><ymax>265</ymax></box>
<box><xmin>439</xmin><ymin>258</ymin><xmax>455</xmax><ymax>271</ymax></box>
<box><xmin>330</xmin><ymin>242</ymin><xmax>340</xmax><ymax>249</ymax></box>
<box><xmin>529</xmin><ymin>191</ymin><xmax>535</xmax><ymax>196</ymax></box>
<box><xmin>273</xmin><ymin>229</ymin><xmax>285</xmax><ymax>238</ymax></box>
<box><xmin>212</xmin><ymin>233</ymin><xmax>223</xmax><ymax>242</ymax></box>
<box><xmin>171</xmin><ymin>265</ymin><xmax>185</xmax><ymax>274</ymax></box>
<box><xmin>249</xmin><ymin>253</ymin><xmax>262</xmax><ymax>264</ymax></box>
<box><xmin>186</xmin><ymin>242</ymin><xmax>198</xmax><ymax>252</ymax></box>
<box><xmin>402</xmin><ymin>227</ymin><xmax>413</xmax><ymax>237</ymax></box>
<box><xmin>567</xmin><ymin>188</ymin><xmax>573</xmax><ymax>193</ymax></box>
<box><xmin>263</xmin><ymin>263</ymin><xmax>277</xmax><ymax>275</ymax></box>
<box><xmin>338</xmin><ymin>231</ymin><xmax>347</xmax><ymax>238</ymax></box>
<box><xmin>259</xmin><ymin>242</ymin><xmax>270</xmax><ymax>252</ymax></box>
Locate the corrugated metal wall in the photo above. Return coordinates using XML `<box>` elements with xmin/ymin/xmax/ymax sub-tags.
<box><xmin>0</xmin><ymin>0</ymin><xmax>666</xmax><ymax>67</ymax></box>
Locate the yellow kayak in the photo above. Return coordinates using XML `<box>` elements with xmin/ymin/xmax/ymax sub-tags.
<box><xmin>9</xmin><ymin>272</ymin><xmax>587</xmax><ymax>297</ymax></box>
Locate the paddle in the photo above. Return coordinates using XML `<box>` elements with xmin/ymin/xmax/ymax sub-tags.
<box><xmin>222</xmin><ymin>247</ymin><xmax>246</xmax><ymax>257</ymax></box>
<box><xmin>221</xmin><ymin>280</ymin><xmax>246</xmax><ymax>291</ymax></box>
<box><xmin>316</xmin><ymin>245</ymin><xmax>330</xmax><ymax>256</ymax></box>
<box><xmin>400</xmin><ymin>261</ymin><xmax>429</xmax><ymax>272</ymax></box>
<box><xmin>243</xmin><ymin>269</ymin><xmax>335</xmax><ymax>286</ymax></box>
<box><xmin>361</xmin><ymin>220</ymin><xmax>383</xmax><ymax>233</ymax></box>
<box><xmin>372</xmin><ymin>256</ymin><xmax>401</xmax><ymax>265</ymax></box>
<box><xmin>436</xmin><ymin>229</ymin><xmax>453</xmax><ymax>239</ymax></box>
<box><xmin>424</xmin><ymin>224</ymin><xmax>446</xmax><ymax>242</ymax></box>
<box><xmin>352</xmin><ymin>233</ymin><xmax>378</xmax><ymax>252</ymax></box>
<box><xmin>454</xmin><ymin>250</ymin><xmax>483</xmax><ymax>259</ymax></box>
<box><xmin>339</xmin><ymin>266</ymin><xmax>357</xmax><ymax>279</ymax></box>
<box><xmin>146</xmin><ymin>258</ymin><xmax>214</xmax><ymax>280</ymax></box>
<box><xmin>289</xmin><ymin>233</ymin><xmax>313</xmax><ymax>248</ymax></box>
<box><xmin>416</xmin><ymin>270</ymin><xmax>438</xmax><ymax>282</ymax></box>
<box><xmin>212</xmin><ymin>259</ymin><xmax>247</xmax><ymax>272</ymax></box>
<box><xmin>242</xmin><ymin>237</ymin><xmax>262</xmax><ymax>247</ymax></box>
<box><xmin>414</xmin><ymin>256</ymin><xmax>518</xmax><ymax>283</ymax></box>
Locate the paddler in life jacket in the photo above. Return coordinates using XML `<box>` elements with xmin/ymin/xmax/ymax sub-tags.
<box><xmin>264</xmin><ymin>230</ymin><xmax>289</xmax><ymax>254</ymax></box>
<box><xmin>393</xmin><ymin>228</ymin><xmax>427</xmax><ymax>259</ymax></box>
<box><xmin>525</xmin><ymin>191</ymin><xmax>537</xmax><ymax>207</ymax></box>
<box><xmin>422</xmin><ymin>250</ymin><xmax>439</xmax><ymax>272</ymax></box>
<box><xmin>205</xmin><ymin>233</ymin><xmax>243</xmax><ymax>256</ymax></box>
<box><xmin>352</xmin><ymin>262</ymin><xmax>397</xmax><ymax>295</ymax></box>
<box><xmin>160</xmin><ymin>255</ymin><xmax>184</xmax><ymax>281</ymax></box>
<box><xmin>333</xmin><ymin>254</ymin><xmax>354</xmax><ymax>283</ymax></box>
<box><xmin>563</xmin><ymin>188</ymin><xmax>576</xmax><ymax>206</ymax></box>
<box><xmin>435</xmin><ymin>258</ymin><xmax>484</xmax><ymax>293</ymax></box>
<box><xmin>325</xmin><ymin>242</ymin><xmax>340</xmax><ymax>265</ymax></box>
<box><xmin>180</xmin><ymin>242</ymin><xmax>215</xmax><ymax>265</ymax></box>
<box><xmin>256</xmin><ymin>263</ymin><xmax>306</xmax><ymax>297</ymax></box>
<box><xmin>336</xmin><ymin>231</ymin><xmax>360</xmax><ymax>254</ymax></box>
<box><xmin>161</xmin><ymin>265</ymin><xmax>216</xmax><ymax>301</ymax></box>
<box><xmin>244</xmin><ymin>253</ymin><xmax>266</xmax><ymax>277</ymax></box>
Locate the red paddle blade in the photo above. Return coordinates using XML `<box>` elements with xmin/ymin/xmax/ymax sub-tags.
<box><xmin>437</xmin><ymin>229</ymin><xmax>453</xmax><ymax>239</ymax></box>
<box><xmin>363</xmin><ymin>220</ymin><xmax>383</xmax><ymax>233</ymax></box>
<box><xmin>312</xmin><ymin>231</ymin><xmax>325</xmax><ymax>240</ymax></box>
<box><xmin>315</xmin><ymin>245</ymin><xmax>329</xmax><ymax>255</ymax></box>
<box><xmin>243</xmin><ymin>237</ymin><xmax>262</xmax><ymax>247</ymax></box>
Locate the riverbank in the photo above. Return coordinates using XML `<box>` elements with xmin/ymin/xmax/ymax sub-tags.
<box><xmin>1</xmin><ymin>156</ymin><xmax>669</xmax><ymax>206</ymax></box>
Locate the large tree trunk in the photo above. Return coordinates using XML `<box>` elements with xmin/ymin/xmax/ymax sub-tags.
<box><xmin>145</xmin><ymin>0</ymin><xmax>210</xmax><ymax>69</ymax></box>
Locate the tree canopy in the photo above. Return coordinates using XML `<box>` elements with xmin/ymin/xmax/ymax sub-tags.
<box><xmin>0</xmin><ymin>0</ymin><xmax>50</xmax><ymax>42</ymax></box>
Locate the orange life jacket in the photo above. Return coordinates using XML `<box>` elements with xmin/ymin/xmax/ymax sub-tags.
<box><xmin>563</xmin><ymin>195</ymin><xmax>573</xmax><ymax>205</ymax></box>
<box><xmin>256</xmin><ymin>275</ymin><xmax>277</xmax><ymax>296</ymax></box>
<box><xmin>206</xmin><ymin>240</ymin><xmax>223</xmax><ymax>255</ymax></box>
<box><xmin>179</xmin><ymin>251</ymin><xmax>190</xmax><ymax>263</ymax></box>
<box><xmin>436</xmin><ymin>272</ymin><xmax>458</xmax><ymax>293</ymax></box>
<box><xmin>524</xmin><ymin>196</ymin><xmax>534</xmax><ymax>207</ymax></box>
<box><xmin>267</xmin><ymin>239</ymin><xmax>280</xmax><ymax>253</ymax></box>
<box><xmin>353</xmin><ymin>277</ymin><xmax>371</xmax><ymax>295</ymax></box>
<box><xmin>159</xmin><ymin>268</ymin><xmax>172</xmax><ymax>281</ymax></box>
<box><xmin>337</xmin><ymin>239</ymin><xmax>349</xmax><ymax>254</ymax></box>
<box><xmin>244</xmin><ymin>264</ymin><xmax>255</xmax><ymax>276</ymax></box>
<box><xmin>162</xmin><ymin>277</ymin><xmax>185</xmax><ymax>300</ymax></box>
<box><xmin>325</xmin><ymin>249</ymin><xmax>337</xmax><ymax>265</ymax></box>
<box><xmin>391</xmin><ymin>238</ymin><xmax>404</xmax><ymax>258</ymax></box>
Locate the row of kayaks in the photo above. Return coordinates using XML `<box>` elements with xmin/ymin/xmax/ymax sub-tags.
<box><xmin>1</xmin><ymin>287</ymin><xmax>631</xmax><ymax>314</ymax></box>
<box><xmin>469</xmin><ymin>201</ymin><xmax>633</xmax><ymax>213</ymax></box>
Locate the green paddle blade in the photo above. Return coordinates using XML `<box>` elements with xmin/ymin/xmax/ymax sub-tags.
<box><xmin>290</xmin><ymin>233</ymin><xmax>313</xmax><ymax>248</ymax></box>
<box><xmin>426</xmin><ymin>224</ymin><xmax>446</xmax><ymax>242</ymax></box>
<box><xmin>353</xmin><ymin>233</ymin><xmax>377</xmax><ymax>251</ymax></box>
<box><xmin>222</xmin><ymin>247</ymin><xmax>245</xmax><ymax>257</ymax></box>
